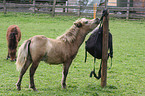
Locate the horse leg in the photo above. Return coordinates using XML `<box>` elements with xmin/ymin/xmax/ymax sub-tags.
<box><xmin>6</xmin><ymin>52</ymin><xmax>10</xmax><ymax>60</ymax></box>
<box><xmin>15</xmin><ymin>56</ymin><xmax>17</xmax><ymax>61</ymax></box>
<box><xmin>29</xmin><ymin>61</ymin><xmax>40</xmax><ymax>91</ymax></box>
<box><xmin>61</xmin><ymin>60</ymin><xmax>72</xmax><ymax>89</ymax></box>
<box><xmin>16</xmin><ymin>58</ymin><xmax>32</xmax><ymax>91</ymax></box>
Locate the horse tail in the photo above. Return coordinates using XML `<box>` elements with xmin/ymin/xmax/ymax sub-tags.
<box><xmin>16</xmin><ymin>40</ymin><xmax>31</xmax><ymax>71</ymax></box>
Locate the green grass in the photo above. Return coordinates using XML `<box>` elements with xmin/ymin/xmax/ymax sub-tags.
<box><xmin>0</xmin><ymin>12</ymin><xmax>145</xmax><ymax>96</ymax></box>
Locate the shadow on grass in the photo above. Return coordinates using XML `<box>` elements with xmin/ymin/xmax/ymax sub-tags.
<box><xmin>11</xmin><ymin>84</ymin><xmax>118</xmax><ymax>96</ymax></box>
<box><xmin>84</xmin><ymin>83</ymin><xmax>118</xmax><ymax>95</ymax></box>
<box><xmin>107</xmin><ymin>85</ymin><xmax>118</xmax><ymax>89</ymax></box>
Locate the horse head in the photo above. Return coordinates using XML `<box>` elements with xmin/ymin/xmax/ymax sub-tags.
<box><xmin>74</xmin><ymin>18</ymin><xmax>100</xmax><ymax>32</ymax></box>
<box><xmin>9</xmin><ymin>49</ymin><xmax>17</xmax><ymax>61</ymax></box>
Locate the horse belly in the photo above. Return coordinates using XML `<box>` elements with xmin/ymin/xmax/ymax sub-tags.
<box><xmin>42</xmin><ymin>49</ymin><xmax>67</xmax><ymax>64</ymax></box>
<box><xmin>43</xmin><ymin>58</ymin><xmax>63</xmax><ymax>65</ymax></box>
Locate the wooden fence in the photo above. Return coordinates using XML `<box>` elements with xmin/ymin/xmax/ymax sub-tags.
<box><xmin>0</xmin><ymin>0</ymin><xmax>145</xmax><ymax>19</ymax></box>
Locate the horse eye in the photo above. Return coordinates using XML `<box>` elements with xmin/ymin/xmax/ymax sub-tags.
<box><xmin>85</xmin><ymin>21</ymin><xmax>88</xmax><ymax>24</ymax></box>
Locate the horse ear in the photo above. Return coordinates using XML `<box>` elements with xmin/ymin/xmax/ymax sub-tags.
<box><xmin>74</xmin><ymin>22</ymin><xmax>82</xmax><ymax>28</ymax></box>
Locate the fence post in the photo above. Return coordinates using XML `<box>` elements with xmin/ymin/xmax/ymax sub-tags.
<box><xmin>126</xmin><ymin>0</ymin><xmax>130</xmax><ymax>19</ymax></box>
<box><xmin>63</xmin><ymin>2</ymin><xmax>65</xmax><ymax>12</ymax></box>
<box><xmin>3</xmin><ymin>0</ymin><xmax>6</xmax><ymax>14</ymax></box>
<box><xmin>93</xmin><ymin>3</ymin><xmax>97</xmax><ymax>19</ymax></box>
<box><xmin>101</xmin><ymin>9</ymin><xmax>109</xmax><ymax>88</ymax></box>
<box><xmin>78</xmin><ymin>5</ymin><xmax>81</xmax><ymax>17</ymax></box>
<box><xmin>52</xmin><ymin>0</ymin><xmax>56</xmax><ymax>17</ymax></box>
<box><xmin>143</xmin><ymin>0</ymin><xmax>145</xmax><ymax>7</ymax></box>
<box><xmin>66</xmin><ymin>1</ymin><xmax>68</xmax><ymax>13</ymax></box>
<box><xmin>105</xmin><ymin>0</ymin><xmax>107</xmax><ymax>8</ymax></box>
<box><xmin>33</xmin><ymin>0</ymin><xmax>36</xmax><ymax>13</ymax></box>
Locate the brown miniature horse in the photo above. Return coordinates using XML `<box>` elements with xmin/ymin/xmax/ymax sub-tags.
<box><xmin>16</xmin><ymin>18</ymin><xmax>100</xmax><ymax>91</ymax></box>
<box><xmin>6</xmin><ymin>25</ymin><xmax>21</xmax><ymax>61</ymax></box>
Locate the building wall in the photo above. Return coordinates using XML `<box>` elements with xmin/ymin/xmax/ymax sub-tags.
<box><xmin>108</xmin><ymin>0</ymin><xmax>117</xmax><ymax>6</ymax></box>
<box><xmin>133</xmin><ymin>0</ymin><xmax>145</xmax><ymax>7</ymax></box>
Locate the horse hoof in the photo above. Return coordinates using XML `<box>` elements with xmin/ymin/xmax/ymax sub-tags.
<box><xmin>31</xmin><ymin>88</ymin><xmax>37</xmax><ymax>91</ymax></box>
<box><xmin>62</xmin><ymin>86</ymin><xmax>66</xmax><ymax>89</ymax></box>
<box><xmin>29</xmin><ymin>85</ymin><xmax>37</xmax><ymax>91</ymax></box>
<box><xmin>11</xmin><ymin>60</ymin><xmax>15</xmax><ymax>62</ymax></box>
<box><xmin>16</xmin><ymin>86</ymin><xmax>21</xmax><ymax>91</ymax></box>
<box><xmin>16</xmin><ymin>83</ymin><xmax>21</xmax><ymax>91</ymax></box>
<box><xmin>62</xmin><ymin>85</ymin><xmax>67</xmax><ymax>89</ymax></box>
<box><xmin>33</xmin><ymin>88</ymin><xmax>38</xmax><ymax>91</ymax></box>
<box><xmin>17</xmin><ymin>88</ymin><xmax>21</xmax><ymax>91</ymax></box>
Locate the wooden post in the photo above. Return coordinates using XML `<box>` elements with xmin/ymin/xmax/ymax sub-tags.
<box><xmin>63</xmin><ymin>3</ymin><xmax>65</xmax><ymax>12</ymax></box>
<box><xmin>3</xmin><ymin>0</ymin><xmax>6</xmax><ymax>14</ymax></box>
<box><xmin>143</xmin><ymin>0</ymin><xmax>145</xmax><ymax>8</ymax></box>
<box><xmin>143</xmin><ymin>0</ymin><xmax>145</xmax><ymax>14</ymax></box>
<box><xmin>101</xmin><ymin>9</ymin><xmax>109</xmax><ymax>88</ymax></box>
<box><xmin>33</xmin><ymin>0</ymin><xmax>36</xmax><ymax>13</ymax></box>
<box><xmin>78</xmin><ymin>5</ymin><xmax>81</xmax><ymax>17</ymax></box>
<box><xmin>126</xmin><ymin>0</ymin><xmax>130</xmax><ymax>19</ymax></box>
<box><xmin>66</xmin><ymin>1</ymin><xmax>68</xmax><ymax>13</ymax></box>
<box><xmin>105</xmin><ymin>0</ymin><xmax>107</xmax><ymax>8</ymax></box>
<box><xmin>52</xmin><ymin>0</ymin><xmax>56</xmax><ymax>17</ymax></box>
<box><xmin>93</xmin><ymin>3</ymin><xmax>97</xmax><ymax>19</ymax></box>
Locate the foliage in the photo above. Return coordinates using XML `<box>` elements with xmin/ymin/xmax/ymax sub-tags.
<box><xmin>0</xmin><ymin>12</ymin><xmax>145</xmax><ymax>96</ymax></box>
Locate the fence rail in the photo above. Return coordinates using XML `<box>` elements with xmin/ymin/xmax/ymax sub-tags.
<box><xmin>0</xmin><ymin>0</ymin><xmax>145</xmax><ymax>19</ymax></box>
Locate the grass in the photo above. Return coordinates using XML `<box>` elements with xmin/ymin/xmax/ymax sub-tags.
<box><xmin>0</xmin><ymin>12</ymin><xmax>145</xmax><ymax>96</ymax></box>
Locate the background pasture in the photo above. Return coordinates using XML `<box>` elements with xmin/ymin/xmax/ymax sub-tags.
<box><xmin>0</xmin><ymin>12</ymin><xmax>145</xmax><ymax>96</ymax></box>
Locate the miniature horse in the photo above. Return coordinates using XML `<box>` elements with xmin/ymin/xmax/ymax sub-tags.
<box><xmin>16</xmin><ymin>18</ymin><xmax>100</xmax><ymax>91</ymax></box>
<box><xmin>6</xmin><ymin>25</ymin><xmax>21</xmax><ymax>61</ymax></box>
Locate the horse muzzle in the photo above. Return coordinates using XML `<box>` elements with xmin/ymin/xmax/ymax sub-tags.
<box><xmin>11</xmin><ymin>58</ymin><xmax>16</xmax><ymax>62</ymax></box>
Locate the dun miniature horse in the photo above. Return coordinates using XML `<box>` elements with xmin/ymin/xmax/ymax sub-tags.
<box><xmin>6</xmin><ymin>25</ymin><xmax>21</xmax><ymax>61</ymax></box>
<box><xmin>16</xmin><ymin>18</ymin><xmax>100</xmax><ymax>91</ymax></box>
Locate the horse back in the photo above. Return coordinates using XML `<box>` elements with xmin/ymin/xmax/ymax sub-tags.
<box><xmin>6</xmin><ymin>25</ymin><xmax>21</xmax><ymax>42</ymax></box>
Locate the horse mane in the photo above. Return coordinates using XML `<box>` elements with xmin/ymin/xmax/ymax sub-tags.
<box><xmin>8</xmin><ymin>27</ymin><xmax>18</xmax><ymax>50</ymax></box>
<box><xmin>56</xmin><ymin>25</ymin><xmax>79</xmax><ymax>43</ymax></box>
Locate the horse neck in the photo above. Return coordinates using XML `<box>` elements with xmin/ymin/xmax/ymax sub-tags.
<box><xmin>69</xmin><ymin>28</ymin><xmax>88</xmax><ymax>50</ymax></box>
<box><xmin>58</xmin><ymin>26</ymin><xmax>88</xmax><ymax>49</ymax></box>
<box><xmin>75</xmin><ymin>31</ymin><xmax>87</xmax><ymax>47</ymax></box>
